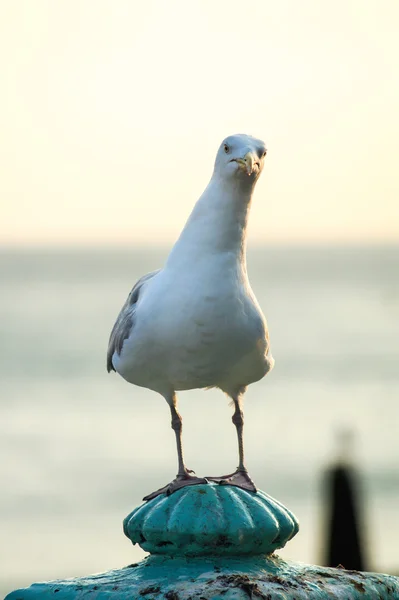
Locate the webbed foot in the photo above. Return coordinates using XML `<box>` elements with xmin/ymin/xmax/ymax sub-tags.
<box><xmin>206</xmin><ymin>469</ymin><xmax>257</xmax><ymax>493</ymax></box>
<box><xmin>143</xmin><ymin>472</ymin><xmax>208</xmax><ymax>502</ymax></box>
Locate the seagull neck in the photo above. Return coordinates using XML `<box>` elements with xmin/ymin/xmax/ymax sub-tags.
<box><xmin>167</xmin><ymin>176</ymin><xmax>254</xmax><ymax>267</ymax></box>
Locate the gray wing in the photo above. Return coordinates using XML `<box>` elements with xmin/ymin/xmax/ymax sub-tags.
<box><xmin>107</xmin><ymin>269</ymin><xmax>160</xmax><ymax>373</ymax></box>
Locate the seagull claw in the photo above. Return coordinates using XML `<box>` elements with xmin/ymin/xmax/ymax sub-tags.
<box><xmin>143</xmin><ymin>474</ymin><xmax>208</xmax><ymax>502</ymax></box>
<box><xmin>206</xmin><ymin>470</ymin><xmax>257</xmax><ymax>493</ymax></box>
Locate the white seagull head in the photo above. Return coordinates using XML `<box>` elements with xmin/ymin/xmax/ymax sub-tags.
<box><xmin>213</xmin><ymin>134</ymin><xmax>267</xmax><ymax>183</ymax></box>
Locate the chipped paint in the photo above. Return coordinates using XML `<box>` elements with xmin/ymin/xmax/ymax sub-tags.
<box><xmin>6</xmin><ymin>554</ymin><xmax>399</xmax><ymax>599</ymax></box>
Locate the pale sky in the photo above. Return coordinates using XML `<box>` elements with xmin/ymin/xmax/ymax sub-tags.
<box><xmin>1</xmin><ymin>0</ymin><xmax>398</xmax><ymax>246</ymax></box>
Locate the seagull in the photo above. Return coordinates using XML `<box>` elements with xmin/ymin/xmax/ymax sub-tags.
<box><xmin>107</xmin><ymin>134</ymin><xmax>274</xmax><ymax>501</ymax></box>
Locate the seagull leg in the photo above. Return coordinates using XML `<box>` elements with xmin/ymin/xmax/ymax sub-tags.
<box><xmin>171</xmin><ymin>403</ymin><xmax>191</xmax><ymax>477</ymax></box>
<box><xmin>206</xmin><ymin>394</ymin><xmax>257</xmax><ymax>493</ymax></box>
<box><xmin>143</xmin><ymin>394</ymin><xmax>208</xmax><ymax>501</ymax></box>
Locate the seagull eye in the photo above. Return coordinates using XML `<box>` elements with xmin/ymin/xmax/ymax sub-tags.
<box><xmin>224</xmin><ymin>144</ymin><xmax>230</xmax><ymax>154</ymax></box>
<box><xmin>262</xmin><ymin>150</ymin><xmax>267</xmax><ymax>158</ymax></box>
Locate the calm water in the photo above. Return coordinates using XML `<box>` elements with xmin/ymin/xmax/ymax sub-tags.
<box><xmin>1</xmin><ymin>245</ymin><xmax>398</xmax><ymax>595</ymax></box>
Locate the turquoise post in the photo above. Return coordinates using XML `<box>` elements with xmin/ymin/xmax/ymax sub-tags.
<box><xmin>5</xmin><ymin>482</ymin><xmax>399</xmax><ymax>599</ymax></box>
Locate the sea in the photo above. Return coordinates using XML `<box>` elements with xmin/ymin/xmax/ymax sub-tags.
<box><xmin>1</xmin><ymin>245</ymin><xmax>398</xmax><ymax>596</ymax></box>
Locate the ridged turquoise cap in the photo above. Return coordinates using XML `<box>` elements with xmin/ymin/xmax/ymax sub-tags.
<box><xmin>123</xmin><ymin>483</ymin><xmax>299</xmax><ymax>556</ymax></box>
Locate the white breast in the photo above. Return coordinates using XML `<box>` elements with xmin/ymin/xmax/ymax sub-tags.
<box><xmin>114</xmin><ymin>255</ymin><xmax>271</xmax><ymax>395</ymax></box>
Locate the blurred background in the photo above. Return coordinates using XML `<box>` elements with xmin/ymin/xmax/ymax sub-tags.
<box><xmin>1</xmin><ymin>0</ymin><xmax>398</xmax><ymax>596</ymax></box>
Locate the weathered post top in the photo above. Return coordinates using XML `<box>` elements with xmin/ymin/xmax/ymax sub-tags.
<box><xmin>6</xmin><ymin>482</ymin><xmax>399</xmax><ymax>599</ymax></box>
<box><xmin>124</xmin><ymin>483</ymin><xmax>299</xmax><ymax>557</ymax></box>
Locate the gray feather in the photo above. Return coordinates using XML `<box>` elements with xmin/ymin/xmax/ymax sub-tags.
<box><xmin>107</xmin><ymin>270</ymin><xmax>160</xmax><ymax>373</ymax></box>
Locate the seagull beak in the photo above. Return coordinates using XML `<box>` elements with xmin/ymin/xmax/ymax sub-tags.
<box><xmin>235</xmin><ymin>152</ymin><xmax>259</xmax><ymax>176</ymax></box>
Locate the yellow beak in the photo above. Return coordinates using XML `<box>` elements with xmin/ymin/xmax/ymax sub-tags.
<box><xmin>236</xmin><ymin>152</ymin><xmax>257</xmax><ymax>176</ymax></box>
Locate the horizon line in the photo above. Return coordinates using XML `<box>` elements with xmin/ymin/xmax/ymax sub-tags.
<box><xmin>0</xmin><ymin>240</ymin><xmax>398</xmax><ymax>253</ymax></box>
